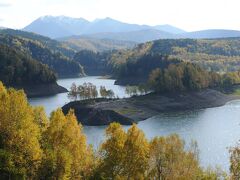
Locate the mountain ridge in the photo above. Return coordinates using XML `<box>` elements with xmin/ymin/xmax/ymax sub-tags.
<box><xmin>23</xmin><ymin>15</ymin><xmax>186</xmax><ymax>38</ymax></box>
<box><xmin>23</xmin><ymin>16</ymin><xmax>240</xmax><ymax>41</ymax></box>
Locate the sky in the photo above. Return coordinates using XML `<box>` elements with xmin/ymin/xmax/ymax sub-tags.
<box><xmin>0</xmin><ymin>0</ymin><xmax>239</xmax><ymax>31</ymax></box>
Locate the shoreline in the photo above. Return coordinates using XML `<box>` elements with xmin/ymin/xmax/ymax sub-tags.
<box><xmin>62</xmin><ymin>89</ymin><xmax>240</xmax><ymax>126</ymax></box>
<box><xmin>13</xmin><ymin>83</ymin><xmax>68</xmax><ymax>98</ymax></box>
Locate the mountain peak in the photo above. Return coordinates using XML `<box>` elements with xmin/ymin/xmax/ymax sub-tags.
<box><xmin>95</xmin><ymin>17</ymin><xmax>121</xmax><ymax>23</ymax></box>
<box><xmin>38</xmin><ymin>15</ymin><xmax>88</xmax><ymax>23</ymax></box>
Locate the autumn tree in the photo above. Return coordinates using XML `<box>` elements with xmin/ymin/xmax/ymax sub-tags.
<box><xmin>96</xmin><ymin>123</ymin><xmax>149</xmax><ymax>179</ymax></box>
<box><xmin>96</xmin><ymin>122</ymin><xmax>127</xmax><ymax>179</ymax></box>
<box><xmin>68</xmin><ymin>83</ymin><xmax>78</xmax><ymax>100</ymax></box>
<box><xmin>230</xmin><ymin>145</ymin><xmax>240</xmax><ymax>180</ymax></box>
<box><xmin>33</xmin><ymin>106</ymin><xmax>49</xmax><ymax>135</ymax></box>
<box><xmin>40</xmin><ymin>109</ymin><xmax>94</xmax><ymax>179</ymax></box>
<box><xmin>148</xmin><ymin>134</ymin><xmax>201</xmax><ymax>179</ymax></box>
<box><xmin>100</xmin><ymin>86</ymin><xmax>108</xmax><ymax>98</ymax></box>
<box><xmin>69</xmin><ymin>83</ymin><xmax>115</xmax><ymax>100</ymax></box>
<box><xmin>0</xmin><ymin>82</ymin><xmax>42</xmax><ymax>179</ymax></box>
<box><xmin>100</xmin><ymin>88</ymin><xmax>115</xmax><ymax>99</ymax></box>
<box><xmin>122</xmin><ymin>124</ymin><xmax>149</xmax><ymax>179</ymax></box>
<box><xmin>68</xmin><ymin>82</ymin><xmax>98</xmax><ymax>100</ymax></box>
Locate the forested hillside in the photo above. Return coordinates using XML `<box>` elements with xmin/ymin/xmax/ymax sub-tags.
<box><xmin>141</xmin><ymin>38</ymin><xmax>240</xmax><ymax>72</ymax></box>
<box><xmin>0</xmin><ymin>44</ymin><xmax>56</xmax><ymax>86</ymax></box>
<box><xmin>148</xmin><ymin>62</ymin><xmax>240</xmax><ymax>93</ymax></box>
<box><xmin>73</xmin><ymin>50</ymin><xmax>111</xmax><ymax>75</ymax></box>
<box><xmin>59</xmin><ymin>36</ymin><xmax>136</xmax><ymax>52</ymax></box>
<box><xmin>0</xmin><ymin>31</ymin><xmax>84</xmax><ymax>77</ymax></box>
<box><xmin>0</xmin><ymin>29</ymin><xmax>76</xmax><ymax>58</ymax></box>
<box><xmin>107</xmin><ymin>38</ymin><xmax>240</xmax><ymax>77</ymax></box>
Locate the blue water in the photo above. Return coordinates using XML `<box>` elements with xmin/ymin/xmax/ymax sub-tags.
<box><xmin>29</xmin><ymin>76</ymin><xmax>240</xmax><ymax>172</ymax></box>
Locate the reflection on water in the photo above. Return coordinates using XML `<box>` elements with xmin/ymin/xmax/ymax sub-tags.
<box><xmin>29</xmin><ymin>76</ymin><xmax>240</xmax><ymax>171</ymax></box>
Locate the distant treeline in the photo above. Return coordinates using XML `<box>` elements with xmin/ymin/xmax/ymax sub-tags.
<box><xmin>2</xmin><ymin>82</ymin><xmax>240</xmax><ymax>179</ymax></box>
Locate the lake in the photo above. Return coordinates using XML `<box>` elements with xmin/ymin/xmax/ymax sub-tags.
<box><xmin>29</xmin><ymin>76</ymin><xmax>240</xmax><ymax>172</ymax></box>
<box><xmin>29</xmin><ymin>76</ymin><xmax>128</xmax><ymax>115</ymax></box>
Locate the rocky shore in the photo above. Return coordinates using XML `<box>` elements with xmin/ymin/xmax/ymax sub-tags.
<box><xmin>14</xmin><ymin>83</ymin><xmax>68</xmax><ymax>98</ymax></box>
<box><xmin>62</xmin><ymin>89</ymin><xmax>239</xmax><ymax>126</ymax></box>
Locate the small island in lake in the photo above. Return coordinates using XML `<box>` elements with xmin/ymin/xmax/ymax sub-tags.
<box><xmin>62</xmin><ymin>89</ymin><xmax>239</xmax><ymax>126</ymax></box>
<box><xmin>62</xmin><ymin>62</ymin><xmax>240</xmax><ymax>126</ymax></box>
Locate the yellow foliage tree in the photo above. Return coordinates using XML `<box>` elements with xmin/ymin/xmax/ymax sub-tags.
<box><xmin>0</xmin><ymin>82</ymin><xmax>230</xmax><ymax>179</ymax></box>
<box><xmin>98</xmin><ymin>122</ymin><xmax>127</xmax><ymax>179</ymax></box>
<box><xmin>40</xmin><ymin>108</ymin><xmax>94</xmax><ymax>179</ymax></box>
<box><xmin>0</xmin><ymin>82</ymin><xmax>42</xmax><ymax>179</ymax></box>
<box><xmin>122</xmin><ymin>124</ymin><xmax>149</xmax><ymax>179</ymax></box>
<box><xmin>148</xmin><ymin>134</ymin><xmax>201</xmax><ymax>179</ymax></box>
<box><xmin>230</xmin><ymin>146</ymin><xmax>240</xmax><ymax>180</ymax></box>
<box><xmin>33</xmin><ymin>106</ymin><xmax>49</xmax><ymax>134</ymax></box>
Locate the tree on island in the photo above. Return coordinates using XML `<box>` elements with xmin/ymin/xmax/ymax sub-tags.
<box><xmin>68</xmin><ymin>83</ymin><xmax>115</xmax><ymax>101</ymax></box>
<box><xmin>100</xmin><ymin>86</ymin><xmax>115</xmax><ymax>98</ymax></box>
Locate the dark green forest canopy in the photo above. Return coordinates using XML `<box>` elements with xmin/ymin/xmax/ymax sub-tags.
<box><xmin>73</xmin><ymin>50</ymin><xmax>112</xmax><ymax>75</ymax></box>
<box><xmin>0</xmin><ymin>31</ymin><xmax>84</xmax><ymax>77</ymax></box>
<box><xmin>0</xmin><ymin>44</ymin><xmax>56</xmax><ymax>86</ymax></box>
<box><xmin>73</xmin><ymin>49</ymin><xmax>181</xmax><ymax>78</ymax></box>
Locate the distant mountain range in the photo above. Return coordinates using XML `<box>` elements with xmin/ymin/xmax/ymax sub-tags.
<box><xmin>61</xmin><ymin>29</ymin><xmax>240</xmax><ymax>43</ymax></box>
<box><xmin>23</xmin><ymin>16</ymin><xmax>240</xmax><ymax>42</ymax></box>
<box><xmin>182</xmin><ymin>29</ymin><xmax>240</xmax><ymax>39</ymax></box>
<box><xmin>23</xmin><ymin>16</ymin><xmax>186</xmax><ymax>38</ymax></box>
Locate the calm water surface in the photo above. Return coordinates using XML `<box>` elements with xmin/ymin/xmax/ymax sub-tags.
<box><xmin>29</xmin><ymin>76</ymin><xmax>240</xmax><ymax>171</ymax></box>
<box><xmin>29</xmin><ymin>76</ymin><xmax>127</xmax><ymax>115</ymax></box>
